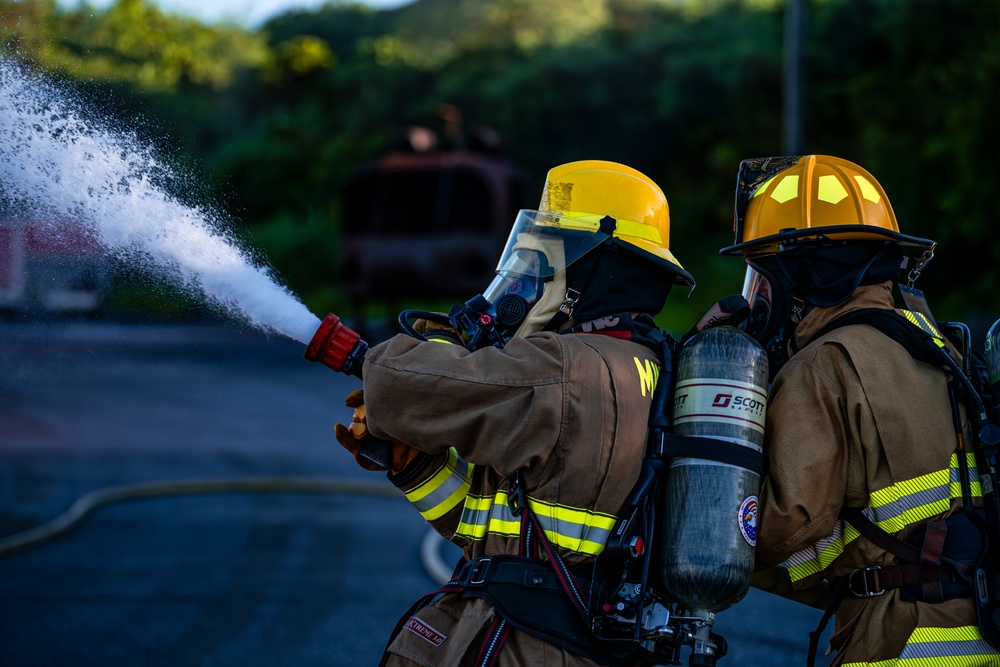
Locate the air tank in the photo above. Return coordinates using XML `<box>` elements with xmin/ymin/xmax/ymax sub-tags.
<box><xmin>985</xmin><ymin>318</ymin><xmax>1000</xmax><ymax>418</ymax></box>
<box><xmin>660</xmin><ymin>325</ymin><xmax>768</xmax><ymax>613</ymax></box>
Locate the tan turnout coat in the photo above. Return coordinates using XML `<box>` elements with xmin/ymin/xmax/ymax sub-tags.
<box><xmin>755</xmin><ymin>282</ymin><xmax>999</xmax><ymax>665</ymax></box>
<box><xmin>363</xmin><ymin>329</ymin><xmax>661</xmax><ymax>667</ymax></box>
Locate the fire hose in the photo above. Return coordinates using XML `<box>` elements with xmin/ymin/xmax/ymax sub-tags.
<box><xmin>0</xmin><ymin>473</ymin><xmax>824</xmax><ymax>613</ymax></box>
<box><xmin>0</xmin><ymin>476</ymin><xmax>399</xmax><ymax>558</ymax></box>
<box><xmin>1</xmin><ymin>311</ymin><xmax>829</xmax><ymax>618</ymax></box>
<box><xmin>0</xmin><ymin>475</ymin><xmax>825</xmax><ymax>611</ymax></box>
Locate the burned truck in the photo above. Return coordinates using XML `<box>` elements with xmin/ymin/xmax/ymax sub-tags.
<box><xmin>339</xmin><ymin>148</ymin><xmax>527</xmax><ymax>337</ymax></box>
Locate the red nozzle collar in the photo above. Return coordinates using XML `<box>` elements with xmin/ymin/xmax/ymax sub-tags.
<box><xmin>304</xmin><ymin>314</ymin><xmax>362</xmax><ymax>374</ymax></box>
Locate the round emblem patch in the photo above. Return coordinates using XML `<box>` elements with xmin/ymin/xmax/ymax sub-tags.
<box><xmin>739</xmin><ymin>495</ymin><xmax>759</xmax><ymax>547</ymax></box>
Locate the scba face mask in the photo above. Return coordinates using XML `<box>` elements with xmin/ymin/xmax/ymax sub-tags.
<box><xmin>450</xmin><ymin>210</ymin><xmax>609</xmax><ymax>350</ymax></box>
<box><xmin>742</xmin><ymin>264</ymin><xmax>776</xmax><ymax>344</ymax></box>
<box><xmin>476</xmin><ymin>247</ymin><xmax>551</xmax><ymax>330</ymax></box>
<box><xmin>740</xmin><ymin>263</ymin><xmax>788</xmax><ymax>381</ymax></box>
<box><xmin>741</xmin><ymin>241</ymin><xmax>907</xmax><ymax>379</ymax></box>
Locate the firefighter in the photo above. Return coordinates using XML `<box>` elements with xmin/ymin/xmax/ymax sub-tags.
<box><xmin>721</xmin><ymin>154</ymin><xmax>1000</xmax><ymax>666</ymax></box>
<box><xmin>334</xmin><ymin>160</ymin><xmax>694</xmax><ymax>666</ymax></box>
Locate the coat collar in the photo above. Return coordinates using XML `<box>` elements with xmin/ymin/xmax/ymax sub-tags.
<box><xmin>791</xmin><ymin>281</ymin><xmax>895</xmax><ymax>353</ymax></box>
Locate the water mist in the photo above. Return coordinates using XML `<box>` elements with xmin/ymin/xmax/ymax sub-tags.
<box><xmin>0</xmin><ymin>60</ymin><xmax>321</xmax><ymax>344</ymax></box>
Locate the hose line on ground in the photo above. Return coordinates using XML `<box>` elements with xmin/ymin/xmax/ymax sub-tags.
<box><xmin>0</xmin><ymin>476</ymin><xmax>401</xmax><ymax>559</ymax></box>
<box><xmin>0</xmin><ymin>477</ymin><xmax>827</xmax><ymax>610</ymax></box>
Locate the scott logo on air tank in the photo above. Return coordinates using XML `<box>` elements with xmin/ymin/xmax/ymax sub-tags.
<box><xmin>711</xmin><ymin>393</ymin><xmax>732</xmax><ymax>408</ymax></box>
<box><xmin>710</xmin><ymin>392</ymin><xmax>765</xmax><ymax>417</ymax></box>
<box><xmin>671</xmin><ymin>377</ymin><xmax>768</xmax><ymax>434</ymax></box>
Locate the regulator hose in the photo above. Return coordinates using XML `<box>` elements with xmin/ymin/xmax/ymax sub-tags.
<box><xmin>0</xmin><ymin>476</ymin><xmax>401</xmax><ymax>559</ymax></box>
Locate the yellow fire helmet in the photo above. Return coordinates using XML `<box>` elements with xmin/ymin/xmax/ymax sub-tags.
<box><xmin>720</xmin><ymin>154</ymin><xmax>935</xmax><ymax>256</ymax></box>
<box><xmin>534</xmin><ymin>160</ymin><xmax>694</xmax><ymax>285</ymax></box>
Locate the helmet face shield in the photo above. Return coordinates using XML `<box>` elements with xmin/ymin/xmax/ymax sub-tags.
<box><xmin>449</xmin><ymin>209</ymin><xmax>614</xmax><ymax>350</ymax></box>
<box><xmin>482</xmin><ymin>209</ymin><xmax>609</xmax><ymax>333</ymax></box>
<box><xmin>494</xmin><ymin>209</ymin><xmax>611</xmax><ymax>279</ymax></box>
<box><xmin>741</xmin><ymin>260</ymin><xmax>791</xmax><ymax>381</ymax></box>
<box><xmin>741</xmin><ymin>264</ymin><xmax>776</xmax><ymax>345</ymax></box>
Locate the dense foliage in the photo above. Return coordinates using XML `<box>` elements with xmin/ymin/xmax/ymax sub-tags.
<box><xmin>2</xmin><ymin>0</ymin><xmax>997</xmax><ymax>332</ymax></box>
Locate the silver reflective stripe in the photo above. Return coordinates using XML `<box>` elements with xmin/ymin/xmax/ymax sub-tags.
<box><xmin>455</xmin><ymin>489</ymin><xmax>616</xmax><ymax>557</ymax></box>
<box><xmin>870</xmin><ymin>485</ymin><xmax>951</xmax><ymax>525</ymax></box>
<box><xmin>404</xmin><ymin>448</ymin><xmax>473</xmax><ymax>521</ymax></box>
<box><xmin>786</xmin><ymin>513</ymin><xmax>858</xmax><ymax>580</ymax></box>
<box><xmin>787</xmin><ymin>453</ymin><xmax>981</xmax><ymax>583</ymax></box>
<box><xmin>896</xmin><ymin>626</ymin><xmax>1000</xmax><ymax>665</ymax></box>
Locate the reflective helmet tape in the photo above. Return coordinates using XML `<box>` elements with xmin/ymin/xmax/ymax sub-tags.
<box><xmin>404</xmin><ymin>448</ymin><xmax>473</xmax><ymax>521</ymax></box>
<box><xmin>786</xmin><ymin>453</ymin><xmax>979</xmax><ymax>583</ymax></box>
<box><xmin>454</xmin><ymin>489</ymin><xmax>617</xmax><ymax>557</ymax></box>
<box><xmin>545</xmin><ymin>212</ymin><xmax>663</xmax><ymax>245</ymax></box>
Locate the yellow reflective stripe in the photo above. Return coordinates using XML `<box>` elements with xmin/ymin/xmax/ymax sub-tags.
<box><xmin>453</xmin><ymin>489</ymin><xmax>618</xmax><ymax>557</ymax></box>
<box><xmin>869</xmin><ymin>453</ymin><xmax>980</xmax><ymax>533</ymax></box>
<box><xmin>787</xmin><ymin>453</ymin><xmax>978</xmax><ymax>583</ymax></box>
<box><xmin>528</xmin><ymin>496</ymin><xmax>617</xmax><ymax>555</ymax></box>
<box><xmin>540</xmin><ymin>212</ymin><xmax>662</xmax><ymax>244</ymax></box>
<box><xmin>403</xmin><ymin>448</ymin><xmax>473</xmax><ymax>521</ymax></box>
<box><xmin>787</xmin><ymin>519</ymin><xmax>861</xmax><ymax>581</ymax></box>
<box><xmin>486</xmin><ymin>507</ymin><xmax>521</xmax><ymax>537</ymax></box>
<box><xmin>841</xmin><ymin>626</ymin><xmax>1000</xmax><ymax>666</ymax></box>
<box><xmin>901</xmin><ymin>310</ymin><xmax>946</xmax><ymax>348</ymax></box>
<box><xmin>455</xmin><ymin>494</ymin><xmax>493</xmax><ymax>539</ymax></box>
<box><xmin>426</xmin><ymin>337</ymin><xmax>457</xmax><ymax>345</ymax></box>
<box><xmin>615</xmin><ymin>219</ymin><xmax>661</xmax><ymax>244</ymax></box>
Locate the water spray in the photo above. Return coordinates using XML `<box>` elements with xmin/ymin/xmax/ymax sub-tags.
<box><xmin>0</xmin><ymin>59</ymin><xmax>320</xmax><ymax>344</ymax></box>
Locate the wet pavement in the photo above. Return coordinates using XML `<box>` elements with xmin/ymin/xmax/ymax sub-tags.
<box><xmin>0</xmin><ymin>320</ymin><xmax>830</xmax><ymax>666</ymax></box>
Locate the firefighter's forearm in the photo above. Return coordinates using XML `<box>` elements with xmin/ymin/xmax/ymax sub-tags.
<box><xmin>389</xmin><ymin>448</ymin><xmax>472</xmax><ymax>539</ymax></box>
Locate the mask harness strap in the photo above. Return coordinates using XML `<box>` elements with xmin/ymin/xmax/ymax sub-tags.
<box><xmin>541</xmin><ymin>216</ymin><xmax>617</xmax><ymax>333</ymax></box>
<box><xmin>784</xmin><ymin>246</ymin><xmax>816</xmax><ymax>357</ymax></box>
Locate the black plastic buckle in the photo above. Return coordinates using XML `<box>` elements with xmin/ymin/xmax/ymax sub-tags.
<box><xmin>461</xmin><ymin>557</ymin><xmax>491</xmax><ymax>588</ymax></box>
<box><xmin>507</xmin><ymin>472</ymin><xmax>526</xmax><ymax>517</ymax></box>
<box><xmin>847</xmin><ymin>566</ymin><xmax>885</xmax><ymax>598</ymax></box>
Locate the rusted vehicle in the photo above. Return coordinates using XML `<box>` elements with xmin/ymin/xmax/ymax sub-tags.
<box><xmin>340</xmin><ymin>149</ymin><xmax>528</xmax><ymax>334</ymax></box>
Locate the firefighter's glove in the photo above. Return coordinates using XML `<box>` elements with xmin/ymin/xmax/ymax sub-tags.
<box><xmin>413</xmin><ymin>315</ymin><xmax>463</xmax><ymax>346</ymax></box>
<box><xmin>333</xmin><ymin>389</ymin><xmax>421</xmax><ymax>474</ymax></box>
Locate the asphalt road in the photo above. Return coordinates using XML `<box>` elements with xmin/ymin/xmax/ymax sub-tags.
<box><xmin>0</xmin><ymin>320</ymin><xmax>831</xmax><ymax>666</ymax></box>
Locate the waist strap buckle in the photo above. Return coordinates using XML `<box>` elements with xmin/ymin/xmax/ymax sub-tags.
<box><xmin>458</xmin><ymin>557</ymin><xmax>492</xmax><ymax>588</ymax></box>
<box><xmin>847</xmin><ymin>566</ymin><xmax>886</xmax><ymax>598</ymax></box>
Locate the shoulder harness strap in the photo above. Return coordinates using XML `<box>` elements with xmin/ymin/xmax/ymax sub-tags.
<box><xmin>803</xmin><ymin>307</ymin><xmax>1000</xmax><ymax>661</ymax></box>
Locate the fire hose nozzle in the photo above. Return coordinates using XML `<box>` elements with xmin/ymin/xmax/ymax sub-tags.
<box><xmin>305</xmin><ymin>314</ymin><xmax>368</xmax><ymax>379</ymax></box>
